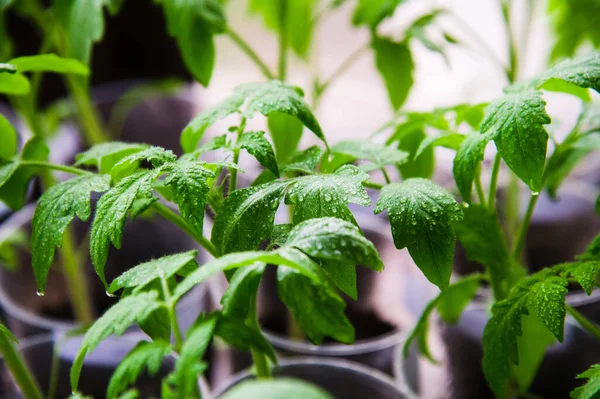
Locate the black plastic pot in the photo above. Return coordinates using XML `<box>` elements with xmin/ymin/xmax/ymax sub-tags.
<box><xmin>437</xmin><ymin>290</ymin><xmax>600</xmax><ymax>399</ymax></box>
<box><xmin>211</xmin><ymin>358</ymin><xmax>408</xmax><ymax>399</ymax></box>
<box><xmin>0</xmin><ymin>333</ymin><xmax>173</xmax><ymax>398</ymax></box>
<box><xmin>0</xmin><ymin>204</ymin><xmax>208</xmax><ymax>338</ymax></box>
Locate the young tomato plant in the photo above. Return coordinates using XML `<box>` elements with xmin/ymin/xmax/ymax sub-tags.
<box><xmin>390</xmin><ymin>51</ymin><xmax>600</xmax><ymax>399</ymax></box>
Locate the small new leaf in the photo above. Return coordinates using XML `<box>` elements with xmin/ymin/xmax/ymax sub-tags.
<box><xmin>212</xmin><ymin>181</ymin><xmax>288</xmax><ymax>255</ymax></box>
<box><xmin>107</xmin><ymin>340</ymin><xmax>172</xmax><ymax>399</ymax></box>
<box><xmin>372</xmin><ymin>37</ymin><xmax>414</xmax><ymax>110</ymax></box>
<box><xmin>164</xmin><ymin>158</ymin><xmax>214</xmax><ymax>234</ymax></box>
<box><xmin>237</xmin><ymin>131</ymin><xmax>280</xmax><ymax>177</ymax></box>
<box><xmin>32</xmin><ymin>174</ymin><xmax>110</xmax><ymax>292</ymax></box>
<box><xmin>353</xmin><ymin>0</ymin><xmax>403</xmax><ymax>27</ymax></box>
<box><xmin>75</xmin><ymin>142</ymin><xmax>149</xmax><ymax>174</ymax></box>
<box><xmin>375</xmin><ymin>178</ymin><xmax>462</xmax><ymax>290</ymax></box>
<box><xmin>481</xmin><ymin>90</ymin><xmax>550</xmax><ymax>191</ymax></box>
<box><xmin>285</xmin><ymin>165</ymin><xmax>370</xmax><ymax>225</ymax></box>
<box><xmin>571</xmin><ymin>364</ymin><xmax>600</xmax><ymax>399</ymax></box>
<box><xmin>71</xmin><ymin>291</ymin><xmax>164</xmax><ymax>392</ymax></box>
<box><xmin>108</xmin><ymin>250</ymin><xmax>198</xmax><ymax>294</ymax></box>
<box><xmin>330</xmin><ymin>140</ymin><xmax>409</xmax><ymax>171</ymax></box>
<box><xmin>182</xmin><ymin>81</ymin><xmax>324</xmax><ymax>153</ymax></box>
<box><xmin>91</xmin><ymin>169</ymin><xmax>160</xmax><ymax>285</ymax></box>
<box><xmin>452</xmin><ymin>132</ymin><xmax>491</xmax><ymax>202</ymax></box>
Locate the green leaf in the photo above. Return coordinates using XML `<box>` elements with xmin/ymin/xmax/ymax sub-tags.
<box><xmin>404</xmin><ymin>274</ymin><xmax>481</xmax><ymax>361</ymax></box>
<box><xmin>174</xmin><ymin>314</ymin><xmax>218</xmax><ymax>397</ymax></box>
<box><xmin>519</xmin><ymin>51</ymin><xmax>600</xmax><ymax>94</ymax></box>
<box><xmin>9</xmin><ymin>54</ymin><xmax>89</xmax><ymax>75</ymax></box>
<box><xmin>0</xmin><ymin>137</ymin><xmax>49</xmax><ymax>210</ymax></box>
<box><xmin>163</xmin><ymin>158</ymin><xmax>214</xmax><ymax>235</ymax></box>
<box><xmin>0</xmin><ymin>321</ymin><xmax>17</xmax><ymax>345</ymax></box>
<box><xmin>249</xmin><ymin>0</ymin><xmax>316</xmax><ymax>58</ymax></box>
<box><xmin>215</xmin><ymin>316</ymin><xmax>277</xmax><ymax>363</ymax></box>
<box><xmin>513</xmin><ymin>313</ymin><xmax>556</xmax><ymax>393</ymax></box>
<box><xmin>280</xmin><ymin>146</ymin><xmax>323</xmax><ymax>174</ymax></box>
<box><xmin>238</xmin><ymin>131</ymin><xmax>280</xmax><ymax>177</ymax></box>
<box><xmin>278</xmin><ymin>263</ymin><xmax>354</xmax><ymax>344</ymax></box>
<box><xmin>221</xmin><ymin>264</ymin><xmax>266</xmax><ymax>319</ymax></box>
<box><xmin>321</xmin><ymin>260</ymin><xmax>357</xmax><ymax>300</ymax></box>
<box><xmin>54</xmin><ymin>0</ymin><xmax>116</xmax><ymax>64</ymax></box>
<box><xmin>108</xmin><ymin>250</ymin><xmax>198</xmax><ymax>294</ymax></box>
<box><xmin>268</xmin><ymin>112</ymin><xmax>304</xmax><ymax>163</ymax></box>
<box><xmin>330</xmin><ymin>140</ymin><xmax>409</xmax><ymax>171</ymax></box>
<box><xmin>32</xmin><ymin>174</ymin><xmax>110</xmax><ymax>292</ymax></box>
<box><xmin>220</xmin><ymin>379</ymin><xmax>333</xmax><ymax>399</ymax></box>
<box><xmin>396</xmin><ymin>128</ymin><xmax>435</xmax><ymax>179</ymax></box>
<box><xmin>571</xmin><ymin>364</ymin><xmax>600</xmax><ymax>399</ymax></box>
<box><xmin>0</xmin><ymin>63</ymin><xmax>16</xmax><ymax>74</ymax></box>
<box><xmin>375</xmin><ymin>178</ymin><xmax>463</xmax><ymax>290</ymax></box>
<box><xmin>75</xmin><ymin>142</ymin><xmax>149</xmax><ymax>174</ymax></box>
<box><xmin>182</xmin><ymin>81</ymin><xmax>324</xmax><ymax>153</ymax></box>
<box><xmin>415</xmin><ymin>132</ymin><xmax>465</xmax><ymax>158</ymax></box>
<box><xmin>453</xmin><ymin>204</ymin><xmax>510</xmax><ymax>281</ymax></box>
<box><xmin>481</xmin><ymin>90</ymin><xmax>550</xmax><ymax>192</ymax></box>
<box><xmin>173</xmin><ymin>248</ymin><xmax>333</xmax><ymax>303</ymax></box>
<box><xmin>159</xmin><ymin>0</ymin><xmax>225</xmax><ymax>85</ymax></box>
<box><xmin>110</xmin><ymin>147</ymin><xmax>176</xmax><ymax>181</ymax></box>
<box><xmin>285</xmin><ymin>165</ymin><xmax>370</xmax><ymax>225</ymax></box>
<box><xmin>548</xmin><ymin>0</ymin><xmax>600</xmax><ymax>61</ymax></box>
<box><xmin>372</xmin><ymin>37</ymin><xmax>414</xmax><ymax>110</ymax></box>
<box><xmin>212</xmin><ymin>181</ymin><xmax>288</xmax><ymax>255</ymax></box>
<box><xmin>285</xmin><ymin>217</ymin><xmax>383</xmax><ymax>271</ymax></box>
<box><xmin>70</xmin><ymin>291</ymin><xmax>164</xmax><ymax>391</ymax></box>
<box><xmin>566</xmin><ymin>260</ymin><xmax>600</xmax><ymax>295</ymax></box>
<box><xmin>452</xmin><ymin>131</ymin><xmax>491</xmax><ymax>202</ymax></box>
<box><xmin>107</xmin><ymin>340</ymin><xmax>172</xmax><ymax>399</ymax></box>
<box><xmin>353</xmin><ymin>0</ymin><xmax>403</xmax><ymax>27</ymax></box>
<box><xmin>91</xmin><ymin>169</ymin><xmax>161</xmax><ymax>285</ymax></box>
<box><xmin>0</xmin><ymin>73</ymin><xmax>30</xmax><ymax>95</ymax></box>
<box><xmin>0</xmin><ymin>114</ymin><xmax>17</xmax><ymax>160</ymax></box>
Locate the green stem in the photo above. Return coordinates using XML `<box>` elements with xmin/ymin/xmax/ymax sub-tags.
<box><xmin>316</xmin><ymin>43</ymin><xmax>369</xmax><ymax>100</ymax></box>
<box><xmin>225</xmin><ymin>28</ymin><xmax>276</xmax><ymax>80</ymax></box>
<box><xmin>18</xmin><ymin>161</ymin><xmax>88</xmax><ymax>176</ymax></box>
<box><xmin>475</xmin><ymin>173</ymin><xmax>487</xmax><ymax>207</ymax></box>
<box><xmin>278</xmin><ymin>0</ymin><xmax>288</xmax><ymax>81</ymax></box>
<box><xmin>512</xmin><ymin>192</ymin><xmax>539</xmax><ymax>261</ymax></box>
<box><xmin>153</xmin><ymin>202</ymin><xmax>218</xmax><ymax>258</ymax></box>
<box><xmin>60</xmin><ymin>230</ymin><xmax>94</xmax><ymax>324</ymax></box>
<box><xmin>566</xmin><ymin>305</ymin><xmax>600</xmax><ymax>340</ymax></box>
<box><xmin>229</xmin><ymin>117</ymin><xmax>246</xmax><ymax>195</ymax></box>
<box><xmin>0</xmin><ymin>337</ymin><xmax>44</xmax><ymax>399</ymax></box>
<box><xmin>64</xmin><ymin>76</ymin><xmax>109</xmax><ymax>145</ymax></box>
<box><xmin>362</xmin><ymin>181</ymin><xmax>383</xmax><ymax>190</ymax></box>
<box><xmin>501</xmin><ymin>0</ymin><xmax>518</xmax><ymax>83</ymax></box>
<box><xmin>381</xmin><ymin>168</ymin><xmax>392</xmax><ymax>185</ymax></box>
<box><xmin>247</xmin><ymin>293</ymin><xmax>271</xmax><ymax>379</ymax></box>
<box><xmin>488</xmin><ymin>153</ymin><xmax>502</xmax><ymax>209</ymax></box>
<box><xmin>159</xmin><ymin>273</ymin><xmax>183</xmax><ymax>350</ymax></box>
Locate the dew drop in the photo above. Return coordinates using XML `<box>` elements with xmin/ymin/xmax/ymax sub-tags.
<box><xmin>462</xmin><ymin>203</ymin><xmax>470</xmax><ymax>208</ymax></box>
<box><xmin>105</xmin><ymin>290</ymin><xmax>116</xmax><ymax>298</ymax></box>
<box><xmin>531</xmin><ymin>191</ymin><xmax>540</xmax><ymax>196</ymax></box>
<box><xmin>36</xmin><ymin>290</ymin><xmax>45</xmax><ymax>297</ymax></box>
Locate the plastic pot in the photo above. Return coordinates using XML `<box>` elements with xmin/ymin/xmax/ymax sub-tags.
<box><xmin>0</xmin><ymin>333</ymin><xmax>173</xmax><ymax>398</ymax></box>
<box><xmin>211</xmin><ymin>358</ymin><xmax>409</xmax><ymax>399</ymax></box>
<box><xmin>0</xmin><ymin>204</ymin><xmax>209</xmax><ymax>338</ymax></box>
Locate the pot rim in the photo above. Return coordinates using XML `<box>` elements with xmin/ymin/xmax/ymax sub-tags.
<box><xmin>261</xmin><ymin>327</ymin><xmax>405</xmax><ymax>357</ymax></box>
<box><xmin>211</xmin><ymin>356</ymin><xmax>408</xmax><ymax>399</ymax></box>
<box><xmin>0</xmin><ymin>205</ymin><xmax>209</xmax><ymax>334</ymax></box>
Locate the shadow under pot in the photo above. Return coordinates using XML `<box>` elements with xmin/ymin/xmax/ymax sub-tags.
<box><xmin>454</xmin><ymin>186</ymin><xmax>600</xmax><ymax>276</ymax></box>
<box><xmin>439</xmin><ymin>290</ymin><xmax>600</xmax><ymax>399</ymax></box>
<box><xmin>209</xmin><ymin>221</ymin><xmax>413</xmax><ymax>382</ymax></box>
<box><xmin>0</xmin><ymin>333</ymin><xmax>173</xmax><ymax>398</ymax></box>
<box><xmin>211</xmin><ymin>358</ymin><xmax>408</xmax><ymax>399</ymax></box>
<box><xmin>0</xmin><ymin>203</ymin><xmax>208</xmax><ymax>338</ymax></box>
